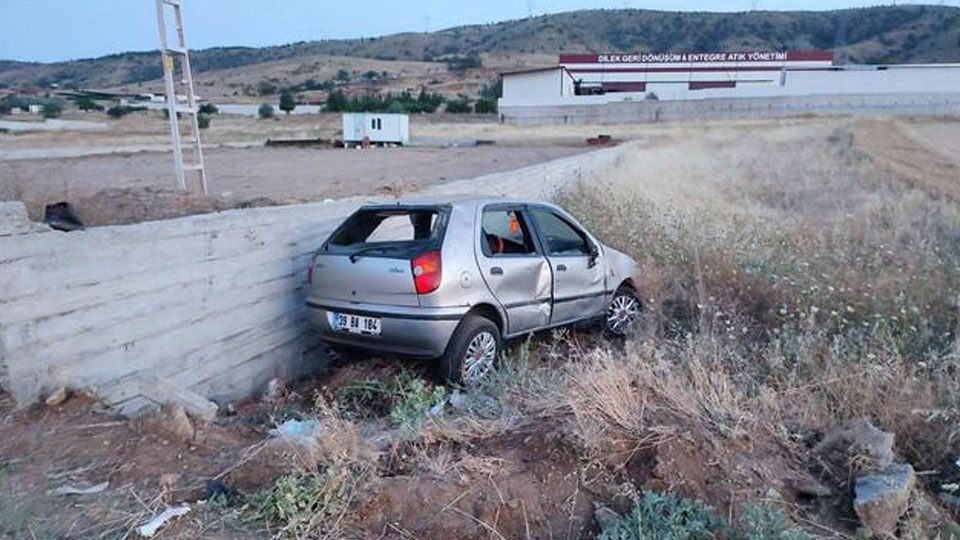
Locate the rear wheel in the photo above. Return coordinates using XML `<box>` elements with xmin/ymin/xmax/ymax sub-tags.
<box><xmin>605</xmin><ymin>286</ymin><xmax>640</xmax><ymax>337</ymax></box>
<box><xmin>438</xmin><ymin>314</ymin><xmax>501</xmax><ymax>386</ymax></box>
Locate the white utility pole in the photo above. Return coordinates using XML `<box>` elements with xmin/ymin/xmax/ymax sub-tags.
<box><xmin>155</xmin><ymin>0</ymin><xmax>208</xmax><ymax>195</ymax></box>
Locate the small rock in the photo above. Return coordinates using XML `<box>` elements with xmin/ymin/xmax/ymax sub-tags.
<box><xmin>788</xmin><ymin>476</ymin><xmax>833</xmax><ymax>498</ymax></box>
<box><xmin>448</xmin><ymin>390</ymin><xmax>471</xmax><ymax>411</ymax></box>
<box><xmin>262</xmin><ymin>377</ymin><xmax>285</xmax><ymax>404</ymax></box>
<box><xmin>159</xmin><ymin>473</ymin><xmax>181</xmax><ymax>490</ymax></box>
<box><xmin>593</xmin><ymin>503</ymin><xmax>621</xmax><ymax>530</ymax></box>
<box><xmin>45</xmin><ymin>386</ymin><xmax>69</xmax><ymax>407</ymax></box>
<box><xmin>157</xmin><ymin>404</ymin><xmax>195</xmax><ymax>442</ymax></box>
<box><xmin>854</xmin><ymin>463</ymin><xmax>916</xmax><ymax>537</ymax></box>
<box><xmin>815</xmin><ymin>418</ymin><xmax>894</xmax><ymax>471</ymax></box>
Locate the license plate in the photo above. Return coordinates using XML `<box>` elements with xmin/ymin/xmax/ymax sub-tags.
<box><xmin>331</xmin><ymin>312</ymin><xmax>381</xmax><ymax>336</ymax></box>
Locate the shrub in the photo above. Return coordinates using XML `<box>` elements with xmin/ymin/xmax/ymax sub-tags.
<box><xmin>0</xmin><ymin>103</ymin><xmax>10</xmax><ymax>115</ymax></box>
<box><xmin>279</xmin><ymin>90</ymin><xmax>297</xmax><ymax>115</ymax></box>
<box><xmin>106</xmin><ymin>104</ymin><xmax>145</xmax><ymax>119</ymax></box>
<box><xmin>363</xmin><ymin>70</ymin><xmax>378</xmax><ymax>80</ymax></box>
<box><xmin>734</xmin><ymin>504</ymin><xmax>812</xmax><ymax>540</ymax></box>
<box><xmin>445</xmin><ymin>96</ymin><xmax>472</xmax><ymax>113</ymax></box>
<box><xmin>474</xmin><ymin>98</ymin><xmax>497</xmax><ymax>114</ymax></box>
<box><xmin>257</xmin><ymin>103</ymin><xmax>274</xmax><ymax>119</ymax></box>
<box><xmin>335</xmin><ymin>68</ymin><xmax>350</xmax><ymax>81</ymax></box>
<box><xmin>597</xmin><ymin>494</ymin><xmax>810</xmax><ymax>540</ymax></box>
<box><xmin>197</xmin><ymin>113</ymin><xmax>211</xmax><ymax>129</ymax></box>
<box><xmin>245</xmin><ymin>468</ymin><xmax>358</xmax><ymax>538</ymax></box>
<box><xmin>75</xmin><ymin>97</ymin><xmax>103</xmax><ymax>111</ymax></box>
<box><xmin>198</xmin><ymin>102</ymin><xmax>218</xmax><ymax>115</ymax></box>
<box><xmin>257</xmin><ymin>80</ymin><xmax>277</xmax><ymax>96</ymax></box>
<box><xmin>107</xmin><ymin>105</ymin><xmax>129</xmax><ymax>119</ymax></box>
<box><xmin>598</xmin><ymin>492</ymin><xmax>722</xmax><ymax>540</ymax></box>
<box><xmin>645</xmin><ymin>92</ymin><xmax>660</xmax><ymax>100</ymax></box>
<box><xmin>447</xmin><ymin>54</ymin><xmax>482</xmax><ymax>71</ymax></box>
<box><xmin>40</xmin><ymin>101</ymin><xmax>63</xmax><ymax>119</ymax></box>
<box><xmin>389</xmin><ymin>372</ymin><xmax>446</xmax><ymax>434</ymax></box>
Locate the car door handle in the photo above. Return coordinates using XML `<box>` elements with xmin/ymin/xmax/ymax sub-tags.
<box><xmin>490</xmin><ymin>266</ymin><xmax>503</xmax><ymax>275</ymax></box>
<box><xmin>556</xmin><ymin>264</ymin><xmax>567</xmax><ymax>272</ymax></box>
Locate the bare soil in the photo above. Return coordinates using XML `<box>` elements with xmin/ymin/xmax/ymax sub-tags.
<box><xmin>1</xmin><ymin>144</ymin><xmax>587</xmax><ymax>226</ymax></box>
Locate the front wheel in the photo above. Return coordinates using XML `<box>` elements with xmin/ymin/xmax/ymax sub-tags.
<box><xmin>438</xmin><ymin>314</ymin><xmax>501</xmax><ymax>386</ymax></box>
<box><xmin>605</xmin><ymin>287</ymin><xmax>641</xmax><ymax>337</ymax></box>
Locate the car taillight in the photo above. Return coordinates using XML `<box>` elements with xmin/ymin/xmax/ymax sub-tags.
<box><xmin>411</xmin><ymin>251</ymin><xmax>441</xmax><ymax>295</ymax></box>
<box><xmin>307</xmin><ymin>256</ymin><xmax>315</xmax><ymax>284</ymax></box>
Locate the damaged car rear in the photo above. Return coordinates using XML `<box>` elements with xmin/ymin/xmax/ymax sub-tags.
<box><xmin>306</xmin><ymin>199</ymin><xmax>642</xmax><ymax>385</ymax></box>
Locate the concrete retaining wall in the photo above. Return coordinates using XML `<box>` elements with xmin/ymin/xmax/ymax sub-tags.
<box><xmin>0</xmin><ymin>145</ymin><xmax>625</xmax><ymax>414</ymax></box>
<box><xmin>501</xmin><ymin>92</ymin><xmax>960</xmax><ymax>126</ymax></box>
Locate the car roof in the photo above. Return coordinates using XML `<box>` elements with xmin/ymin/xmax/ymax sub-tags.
<box><xmin>358</xmin><ymin>196</ymin><xmax>557</xmax><ymax>211</ymax></box>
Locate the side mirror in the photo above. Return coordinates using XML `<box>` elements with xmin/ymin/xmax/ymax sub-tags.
<box><xmin>588</xmin><ymin>243</ymin><xmax>600</xmax><ymax>267</ymax></box>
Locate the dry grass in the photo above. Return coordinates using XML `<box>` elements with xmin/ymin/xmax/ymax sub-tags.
<box><xmin>557</xmin><ymin>118</ymin><xmax>960</xmax><ymax>480</ymax></box>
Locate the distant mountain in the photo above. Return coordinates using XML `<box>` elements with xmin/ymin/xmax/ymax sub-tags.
<box><xmin>1</xmin><ymin>5</ymin><xmax>958</xmax><ymax>89</ymax></box>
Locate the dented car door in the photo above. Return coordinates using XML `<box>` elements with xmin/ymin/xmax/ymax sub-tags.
<box><xmin>475</xmin><ymin>204</ymin><xmax>552</xmax><ymax>334</ymax></box>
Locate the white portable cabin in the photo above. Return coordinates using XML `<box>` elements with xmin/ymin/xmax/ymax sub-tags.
<box><xmin>341</xmin><ymin>113</ymin><xmax>409</xmax><ymax>145</ymax></box>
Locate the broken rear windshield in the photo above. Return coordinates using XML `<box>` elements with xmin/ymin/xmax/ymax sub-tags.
<box><xmin>326</xmin><ymin>206</ymin><xmax>449</xmax><ymax>249</ymax></box>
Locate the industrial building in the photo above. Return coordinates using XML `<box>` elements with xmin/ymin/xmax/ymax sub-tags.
<box><xmin>498</xmin><ymin>50</ymin><xmax>960</xmax><ymax>123</ymax></box>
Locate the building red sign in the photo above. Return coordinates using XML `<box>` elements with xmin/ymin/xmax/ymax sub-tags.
<box><xmin>560</xmin><ymin>50</ymin><xmax>834</xmax><ymax>64</ymax></box>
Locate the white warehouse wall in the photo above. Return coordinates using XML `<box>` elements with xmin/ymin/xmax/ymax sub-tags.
<box><xmin>501</xmin><ymin>65</ymin><xmax>960</xmax><ymax>106</ymax></box>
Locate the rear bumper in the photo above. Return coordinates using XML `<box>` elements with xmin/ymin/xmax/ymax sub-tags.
<box><xmin>306</xmin><ymin>299</ymin><xmax>466</xmax><ymax>359</ymax></box>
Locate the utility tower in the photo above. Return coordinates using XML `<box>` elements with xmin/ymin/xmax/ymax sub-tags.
<box><xmin>154</xmin><ymin>0</ymin><xmax>208</xmax><ymax>195</ymax></box>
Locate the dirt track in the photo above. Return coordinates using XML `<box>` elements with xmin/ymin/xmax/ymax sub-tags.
<box><xmin>853</xmin><ymin>118</ymin><xmax>960</xmax><ymax>201</ymax></box>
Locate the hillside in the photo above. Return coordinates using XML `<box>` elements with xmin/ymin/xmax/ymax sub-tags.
<box><xmin>1</xmin><ymin>5</ymin><xmax>958</xmax><ymax>90</ymax></box>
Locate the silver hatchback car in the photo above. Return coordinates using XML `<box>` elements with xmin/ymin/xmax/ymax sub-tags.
<box><xmin>306</xmin><ymin>198</ymin><xmax>641</xmax><ymax>384</ymax></box>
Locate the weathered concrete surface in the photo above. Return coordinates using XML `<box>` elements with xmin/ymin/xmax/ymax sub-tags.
<box><xmin>502</xmin><ymin>92</ymin><xmax>960</xmax><ymax>126</ymax></box>
<box><xmin>0</xmin><ymin>144</ymin><xmax>626</xmax><ymax>414</ymax></box>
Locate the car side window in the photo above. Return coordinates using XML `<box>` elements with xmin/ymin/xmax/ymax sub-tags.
<box><xmin>530</xmin><ymin>209</ymin><xmax>591</xmax><ymax>256</ymax></box>
<box><xmin>481</xmin><ymin>208</ymin><xmax>536</xmax><ymax>257</ymax></box>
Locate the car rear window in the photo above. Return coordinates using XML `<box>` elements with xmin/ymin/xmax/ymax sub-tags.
<box><xmin>325</xmin><ymin>206</ymin><xmax>448</xmax><ymax>251</ymax></box>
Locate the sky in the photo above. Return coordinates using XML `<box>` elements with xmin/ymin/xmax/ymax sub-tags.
<box><xmin>2</xmin><ymin>1</ymin><xmax>958</xmax><ymax>63</ymax></box>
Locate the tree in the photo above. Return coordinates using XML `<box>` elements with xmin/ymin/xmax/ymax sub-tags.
<box><xmin>474</xmin><ymin>98</ymin><xmax>497</xmax><ymax>114</ymax></box>
<box><xmin>41</xmin><ymin>101</ymin><xmax>63</xmax><ymax>118</ymax></box>
<box><xmin>198</xmin><ymin>103</ymin><xmax>219</xmax><ymax>115</ymax></box>
<box><xmin>325</xmin><ymin>89</ymin><xmax>348</xmax><ymax>112</ymax></box>
<box><xmin>335</xmin><ymin>69</ymin><xmax>351</xmax><ymax>81</ymax></box>
<box><xmin>76</xmin><ymin>97</ymin><xmax>103</xmax><ymax>111</ymax></box>
<box><xmin>197</xmin><ymin>113</ymin><xmax>211</xmax><ymax>129</ymax></box>
<box><xmin>258</xmin><ymin>103</ymin><xmax>275</xmax><ymax>119</ymax></box>
<box><xmin>363</xmin><ymin>70</ymin><xmax>378</xmax><ymax>80</ymax></box>
<box><xmin>279</xmin><ymin>91</ymin><xmax>297</xmax><ymax>115</ymax></box>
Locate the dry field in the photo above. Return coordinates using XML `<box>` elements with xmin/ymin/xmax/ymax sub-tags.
<box><xmin>0</xmin><ymin>112</ymin><xmax>589</xmax><ymax>225</ymax></box>
<box><xmin>2</xmin><ymin>115</ymin><xmax>960</xmax><ymax>539</ymax></box>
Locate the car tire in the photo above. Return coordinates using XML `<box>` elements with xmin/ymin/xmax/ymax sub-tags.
<box><xmin>605</xmin><ymin>286</ymin><xmax>641</xmax><ymax>338</ymax></box>
<box><xmin>438</xmin><ymin>314</ymin><xmax>501</xmax><ymax>386</ymax></box>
